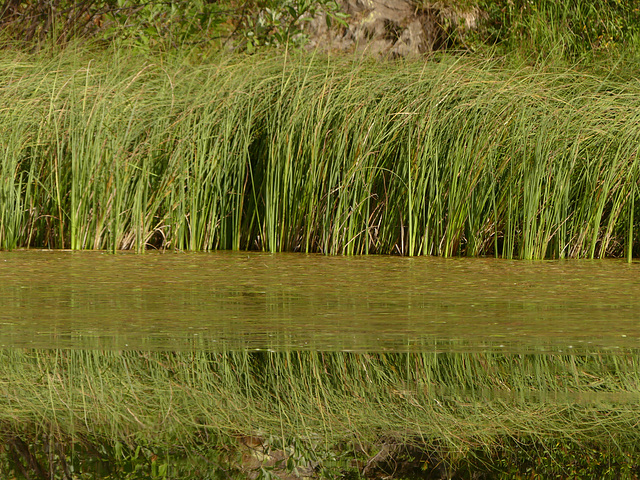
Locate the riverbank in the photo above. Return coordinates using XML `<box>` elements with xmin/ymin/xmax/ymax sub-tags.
<box><xmin>1</xmin><ymin>48</ymin><xmax>639</xmax><ymax>258</ymax></box>
<box><xmin>2</xmin><ymin>348</ymin><xmax>640</xmax><ymax>478</ymax></box>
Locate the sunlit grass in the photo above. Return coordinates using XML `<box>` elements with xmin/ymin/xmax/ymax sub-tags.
<box><xmin>0</xmin><ymin>48</ymin><xmax>638</xmax><ymax>258</ymax></box>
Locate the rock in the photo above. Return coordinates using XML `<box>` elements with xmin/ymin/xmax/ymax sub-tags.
<box><xmin>235</xmin><ymin>434</ymin><xmax>319</xmax><ymax>479</ymax></box>
<box><xmin>305</xmin><ymin>0</ymin><xmax>486</xmax><ymax>58</ymax></box>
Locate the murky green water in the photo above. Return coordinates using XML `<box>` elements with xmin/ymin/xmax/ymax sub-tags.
<box><xmin>0</xmin><ymin>251</ymin><xmax>638</xmax><ymax>352</ymax></box>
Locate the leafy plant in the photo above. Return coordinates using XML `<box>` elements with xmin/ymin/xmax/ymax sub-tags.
<box><xmin>239</xmin><ymin>0</ymin><xmax>348</xmax><ymax>52</ymax></box>
<box><xmin>0</xmin><ymin>0</ymin><xmax>348</xmax><ymax>52</ymax></box>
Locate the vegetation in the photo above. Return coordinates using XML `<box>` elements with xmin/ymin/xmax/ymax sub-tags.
<box><xmin>2</xmin><ymin>2</ymin><xmax>640</xmax><ymax>478</ymax></box>
<box><xmin>470</xmin><ymin>0</ymin><xmax>640</xmax><ymax>59</ymax></box>
<box><xmin>0</xmin><ymin>0</ymin><xmax>347</xmax><ymax>52</ymax></box>
<box><xmin>2</xmin><ymin>347</ymin><xmax>640</xmax><ymax>478</ymax></box>
<box><xmin>1</xmin><ymin>0</ymin><xmax>639</xmax><ymax>58</ymax></box>
<box><xmin>0</xmin><ymin>1</ymin><xmax>639</xmax><ymax>258</ymax></box>
<box><xmin>1</xmin><ymin>49</ymin><xmax>639</xmax><ymax>257</ymax></box>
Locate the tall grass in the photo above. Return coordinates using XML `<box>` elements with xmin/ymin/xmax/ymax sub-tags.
<box><xmin>486</xmin><ymin>0</ymin><xmax>640</xmax><ymax>62</ymax></box>
<box><xmin>1</xmin><ymin>48</ymin><xmax>639</xmax><ymax>258</ymax></box>
<box><xmin>1</xmin><ymin>347</ymin><xmax>640</xmax><ymax>477</ymax></box>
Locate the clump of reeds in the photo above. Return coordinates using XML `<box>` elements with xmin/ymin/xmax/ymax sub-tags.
<box><xmin>1</xmin><ymin>348</ymin><xmax>640</xmax><ymax>477</ymax></box>
<box><xmin>0</xmin><ymin>49</ymin><xmax>638</xmax><ymax>258</ymax></box>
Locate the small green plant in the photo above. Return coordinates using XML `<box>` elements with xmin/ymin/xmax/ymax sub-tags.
<box><xmin>99</xmin><ymin>0</ymin><xmax>233</xmax><ymax>51</ymax></box>
<box><xmin>240</xmin><ymin>0</ymin><xmax>348</xmax><ymax>52</ymax></box>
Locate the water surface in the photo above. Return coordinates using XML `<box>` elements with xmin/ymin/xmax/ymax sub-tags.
<box><xmin>1</xmin><ymin>251</ymin><xmax>638</xmax><ymax>352</ymax></box>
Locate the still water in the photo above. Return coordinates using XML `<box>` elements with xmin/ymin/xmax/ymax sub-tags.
<box><xmin>0</xmin><ymin>251</ymin><xmax>638</xmax><ymax>352</ymax></box>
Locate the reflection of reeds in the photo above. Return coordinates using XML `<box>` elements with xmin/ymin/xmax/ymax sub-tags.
<box><xmin>1</xmin><ymin>50</ymin><xmax>639</xmax><ymax>258</ymax></box>
<box><xmin>1</xmin><ymin>348</ymin><xmax>639</xmax><ymax>476</ymax></box>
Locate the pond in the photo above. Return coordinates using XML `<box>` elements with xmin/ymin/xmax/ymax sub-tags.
<box><xmin>0</xmin><ymin>251</ymin><xmax>638</xmax><ymax>352</ymax></box>
<box><xmin>2</xmin><ymin>251</ymin><xmax>640</xmax><ymax>478</ymax></box>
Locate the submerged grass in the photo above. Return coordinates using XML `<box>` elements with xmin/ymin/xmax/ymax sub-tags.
<box><xmin>1</xmin><ymin>48</ymin><xmax>639</xmax><ymax>258</ymax></box>
<box><xmin>1</xmin><ymin>348</ymin><xmax>640</xmax><ymax>478</ymax></box>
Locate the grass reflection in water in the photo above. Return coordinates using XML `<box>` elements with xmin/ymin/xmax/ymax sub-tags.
<box><xmin>1</xmin><ymin>346</ymin><xmax>639</xmax><ymax>479</ymax></box>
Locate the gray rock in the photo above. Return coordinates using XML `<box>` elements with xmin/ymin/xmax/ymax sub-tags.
<box><xmin>305</xmin><ymin>0</ymin><xmax>486</xmax><ymax>58</ymax></box>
